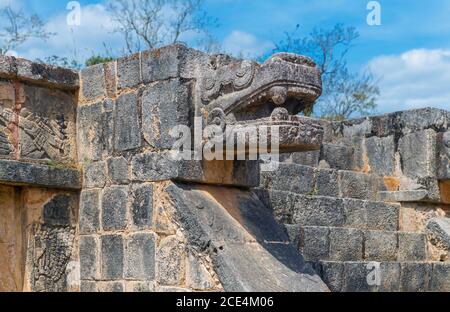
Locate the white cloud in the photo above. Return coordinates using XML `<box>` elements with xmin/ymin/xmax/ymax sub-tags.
<box><xmin>16</xmin><ymin>4</ymin><xmax>123</xmax><ymax>64</ymax></box>
<box><xmin>368</xmin><ymin>49</ymin><xmax>450</xmax><ymax>113</ymax></box>
<box><xmin>223</xmin><ymin>30</ymin><xmax>274</xmax><ymax>59</ymax></box>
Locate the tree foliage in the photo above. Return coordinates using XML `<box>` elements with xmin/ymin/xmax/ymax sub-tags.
<box><xmin>107</xmin><ymin>0</ymin><xmax>218</xmax><ymax>53</ymax></box>
<box><xmin>272</xmin><ymin>24</ymin><xmax>379</xmax><ymax>120</ymax></box>
<box><xmin>0</xmin><ymin>5</ymin><xmax>54</xmax><ymax>55</ymax></box>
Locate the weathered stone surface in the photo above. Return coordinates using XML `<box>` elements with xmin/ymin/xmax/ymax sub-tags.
<box><xmin>260</xmin><ymin>163</ymin><xmax>316</xmax><ymax>195</ymax></box>
<box><xmin>293</xmin><ymin>196</ymin><xmax>346</xmax><ymax>227</ymax></box>
<box><xmin>186</xmin><ymin>254</ymin><xmax>217</xmax><ymax>290</ymax></box>
<box><xmin>101</xmin><ymin>235</ymin><xmax>124</xmax><ymax>280</ymax></box>
<box><xmin>125</xmin><ymin>233</ymin><xmax>156</xmax><ymax>280</ymax></box>
<box><xmin>125</xmin><ymin>281</ymin><xmax>156</xmax><ymax>292</ymax></box>
<box><xmin>141</xmin><ymin>79</ymin><xmax>190</xmax><ymax>149</ymax></box>
<box><xmin>132</xmin><ymin>152</ymin><xmax>178</xmax><ymax>182</ymax></box>
<box><xmin>427</xmin><ymin>217</ymin><xmax>450</xmax><ymax>250</ymax></box>
<box><xmin>280</xmin><ymin>150</ymin><xmax>320</xmax><ymax>167</ymax></box>
<box><xmin>284</xmin><ymin>224</ymin><xmax>301</xmax><ymax>249</ymax></box>
<box><xmin>378</xmin><ymin>262</ymin><xmax>401</xmax><ymax>292</ymax></box>
<box><xmin>80</xmin><ymin>281</ymin><xmax>97</xmax><ymax>292</ymax></box>
<box><xmin>101</xmin><ymin>187</ymin><xmax>127</xmax><ymax>231</ymax></box>
<box><xmin>338</xmin><ymin>171</ymin><xmax>378</xmax><ymax>200</ymax></box>
<box><xmin>0</xmin><ymin>55</ymin><xmax>79</xmax><ymax>90</ymax></box>
<box><xmin>77</xmin><ymin>100</ymin><xmax>114</xmax><ymax>161</ymax></box>
<box><xmin>329</xmin><ymin>228</ymin><xmax>364</xmax><ymax>261</ymax></box>
<box><xmin>83</xmin><ymin>161</ymin><xmax>107</xmax><ymax>188</ymax></box>
<box><xmin>398</xmin><ymin>233</ymin><xmax>427</xmax><ymax>261</ymax></box>
<box><xmin>0</xmin><ymin>160</ymin><xmax>80</xmax><ymax>190</ymax></box>
<box><xmin>80</xmin><ymin>236</ymin><xmax>100</xmax><ymax>280</ymax></box>
<box><xmin>107</xmin><ymin>157</ymin><xmax>129</xmax><ymax>185</ymax></box>
<box><xmin>343</xmin><ymin>198</ymin><xmax>367</xmax><ymax>229</ymax></box>
<box><xmin>342</xmin><ymin>262</ymin><xmax>375</xmax><ymax>292</ymax></box>
<box><xmin>399</xmin><ymin>108</ymin><xmax>449</xmax><ymax>134</ymax></box>
<box><xmin>366</xmin><ymin>135</ymin><xmax>395</xmax><ymax>175</ymax></box>
<box><xmin>316</xmin><ymin>169</ymin><xmax>339</xmax><ymax>197</ymax></box>
<box><xmin>320</xmin><ymin>144</ymin><xmax>354</xmax><ymax>170</ymax></box>
<box><xmin>400</xmin><ymin>262</ymin><xmax>431</xmax><ymax>292</ymax></box>
<box><xmin>437</xmin><ymin>130</ymin><xmax>450</xmax><ymax>179</ymax></box>
<box><xmin>117</xmin><ymin>53</ymin><xmax>141</xmax><ymax>89</ymax></box>
<box><xmin>157</xmin><ymin>234</ymin><xmax>186</xmax><ymax>286</ymax></box>
<box><xmin>430</xmin><ymin>263</ymin><xmax>450</xmax><ymax>292</ymax></box>
<box><xmin>97</xmin><ymin>282</ymin><xmax>124</xmax><ymax>292</ymax></box>
<box><xmin>141</xmin><ymin>45</ymin><xmax>186</xmax><ymax>83</ymax></box>
<box><xmin>166</xmin><ymin>182</ymin><xmax>329</xmax><ymax>292</ymax></box>
<box><xmin>399</xmin><ymin>129</ymin><xmax>437</xmax><ymax>178</ymax></box>
<box><xmin>79</xmin><ymin>190</ymin><xmax>100</xmax><ymax>234</ymax></box>
<box><xmin>378</xmin><ymin>190</ymin><xmax>430</xmax><ymax>202</ymax></box>
<box><xmin>299</xmin><ymin>226</ymin><xmax>330</xmax><ymax>261</ymax></box>
<box><xmin>365</xmin><ymin>231</ymin><xmax>398</xmax><ymax>261</ymax></box>
<box><xmin>131</xmin><ymin>184</ymin><xmax>153</xmax><ymax>229</ymax></box>
<box><xmin>319</xmin><ymin>261</ymin><xmax>344</xmax><ymax>292</ymax></box>
<box><xmin>80</xmin><ymin>64</ymin><xmax>106</xmax><ymax>101</ymax></box>
<box><xmin>366</xmin><ymin>202</ymin><xmax>399</xmax><ymax>231</ymax></box>
<box><xmin>114</xmin><ymin>92</ymin><xmax>141</xmax><ymax>151</ymax></box>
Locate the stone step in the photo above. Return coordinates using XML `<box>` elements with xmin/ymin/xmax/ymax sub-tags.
<box><xmin>255</xmin><ymin>189</ymin><xmax>400</xmax><ymax>232</ymax></box>
<box><xmin>280</xmin><ymin>143</ymin><xmax>356</xmax><ymax>171</ymax></box>
<box><xmin>316</xmin><ymin>261</ymin><xmax>450</xmax><ymax>292</ymax></box>
<box><xmin>260</xmin><ymin>162</ymin><xmax>385</xmax><ymax>201</ymax></box>
<box><xmin>285</xmin><ymin>225</ymin><xmax>428</xmax><ymax>263</ymax></box>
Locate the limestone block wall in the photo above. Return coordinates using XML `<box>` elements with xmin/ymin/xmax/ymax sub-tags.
<box><xmin>77</xmin><ymin>45</ymin><xmax>224</xmax><ymax>292</ymax></box>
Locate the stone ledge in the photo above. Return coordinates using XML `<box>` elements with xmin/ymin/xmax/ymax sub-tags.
<box><xmin>0</xmin><ymin>55</ymin><xmax>79</xmax><ymax>91</ymax></box>
<box><xmin>0</xmin><ymin>160</ymin><xmax>81</xmax><ymax>190</ymax></box>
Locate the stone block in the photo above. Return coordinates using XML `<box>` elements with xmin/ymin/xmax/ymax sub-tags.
<box><xmin>97</xmin><ymin>282</ymin><xmax>124</xmax><ymax>292</ymax></box>
<box><xmin>141</xmin><ymin>44</ymin><xmax>186</xmax><ymax>83</ymax></box>
<box><xmin>399</xmin><ymin>129</ymin><xmax>437</xmax><ymax>178</ymax></box>
<box><xmin>342</xmin><ymin>262</ymin><xmax>376</xmax><ymax>292</ymax></box>
<box><xmin>319</xmin><ymin>261</ymin><xmax>344</xmax><ymax>292</ymax></box>
<box><xmin>366</xmin><ymin>202</ymin><xmax>399</xmax><ymax>231</ymax></box>
<box><xmin>83</xmin><ymin>161</ymin><xmax>107</xmax><ymax>188</ymax></box>
<box><xmin>284</xmin><ymin>224</ymin><xmax>301</xmax><ymax>249</ymax></box>
<box><xmin>400</xmin><ymin>262</ymin><xmax>431</xmax><ymax>292</ymax></box>
<box><xmin>80</xmin><ymin>281</ymin><xmax>97</xmax><ymax>292</ymax></box>
<box><xmin>315</xmin><ymin>169</ymin><xmax>339</xmax><ymax>197</ymax></box>
<box><xmin>117</xmin><ymin>52</ymin><xmax>141</xmax><ymax>89</ymax></box>
<box><xmin>141</xmin><ymin>79</ymin><xmax>190</xmax><ymax>149</ymax></box>
<box><xmin>399</xmin><ymin>108</ymin><xmax>449</xmax><ymax>134</ymax></box>
<box><xmin>437</xmin><ymin>131</ymin><xmax>450</xmax><ymax>180</ymax></box>
<box><xmin>280</xmin><ymin>150</ymin><xmax>320</xmax><ymax>167</ymax></box>
<box><xmin>157</xmin><ymin>234</ymin><xmax>186</xmax><ymax>286</ymax></box>
<box><xmin>342</xmin><ymin>198</ymin><xmax>367</xmax><ymax>229</ymax></box>
<box><xmin>260</xmin><ymin>163</ymin><xmax>316</xmax><ymax>195</ymax></box>
<box><xmin>131</xmin><ymin>184</ymin><xmax>153</xmax><ymax>229</ymax></box>
<box><xmin>398</xmin><ymin>233</ymin><xmax>427</xmax><ymax>261</ymax></box>
<box><xmin>114</xmin><ymin>92</ymin><xmax>141</xmax><ymax>151</ymax></box>
<box><xmin>329</xmin><ymin>228</ymin><xmax>364</xmax><ymax>261</ymax></box>
<box><xmin>101</xmin><ymin>235</ymin><xmax>124</xmax><ymax>280</ymax></box>
<box><xmin>125</xmin><ymin>281</ymin><xmax>156</xmax><ymax>292</ymax></box>
<box><xmin>132</xmin><ymin>152</ymin><xmax>178</xmax><ymax>182</ymax></box>
<box><xmin>378</xmin><ymin>262</ymin><xmax>401</xmax><ymax>292</ymax></box>
<box><xmin>265</xmin><ymin>190</ymin><xmax>295</xmax><ymax>224</ymax></box>
<box><xmin>299</xmin><ymin>226</ymin><xmax>330</xmax><ymax>261</ymax></box>
<box><xmin>80</xmin><ymin>236</ymin><xmax>100</xmax><ymax>280</ymax></box>
<box><xmin>426</xmin><ymin>217</ymin><xmax>450</xmax><ymax>250</ymax></box>
<box><xmin>338</xmin><ymin>171</ymin><xmax>377</xmax><ymax>200</ymax></box>
<box><xmin>320</xmin><ymin>144</ymin><xmax>354</xmax><ymax>170</ymax></box>
<box><xmin>366</xmin><ymin>135</ymin><xmax>395</xmax><ymax>175</ymax></box>
<box><xmin>102</xmin><ymin>186</ymin><xmax>127</xmax><ymax>231</ymax></box>
<box><xmin>125</xmin><ymin>233</ymin><xmax>156</xmax><ymax>280</ymax></box>
<box><xmin>107</xmin><ymin>157</ymin><xmax>129</xmax><ymax>185</ymax></box>
<box><xmin>430</xmin><ymin>263</ymin><xmax>450</xmax><ymax>292</ymax></box>
<box><xmin>79</xmin><ymin>189</ymin><xmax>100</xmax><ymax>234</ymax></box>
<box><xmin>80</xmin><ymin>64</ymin><xmax>106</xmax><ymax>101</ymax></box>
<box><xmin>77</xmin><ymin>100</ymin><xmax>114</xmax><ymax>161</ymax></box>
<box><xmin>364</xmin><ymin>231</ymin><xmax>398</xmax><ymax>261</ymax></box>
<box><xmin>293</xmin><ymin>196</ymin><xmax>346</xmax><ymax>227</ymax></box>
<box><xmin>0</xmin><ymin>160</ymin><xmax>81</xmax><ymax>190</ymax></box>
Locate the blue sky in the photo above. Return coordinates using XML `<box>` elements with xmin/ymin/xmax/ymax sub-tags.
<box><xmin>3</xmin><ymin>0</ymin><xmax>450</xmax><ymax>113</ymax></box>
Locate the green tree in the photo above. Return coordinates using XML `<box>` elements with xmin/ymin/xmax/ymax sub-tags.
<box><xmin>271</xmin><ymin>24</ymin><xmax>379</xmax><ymax>120</ymax></box>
